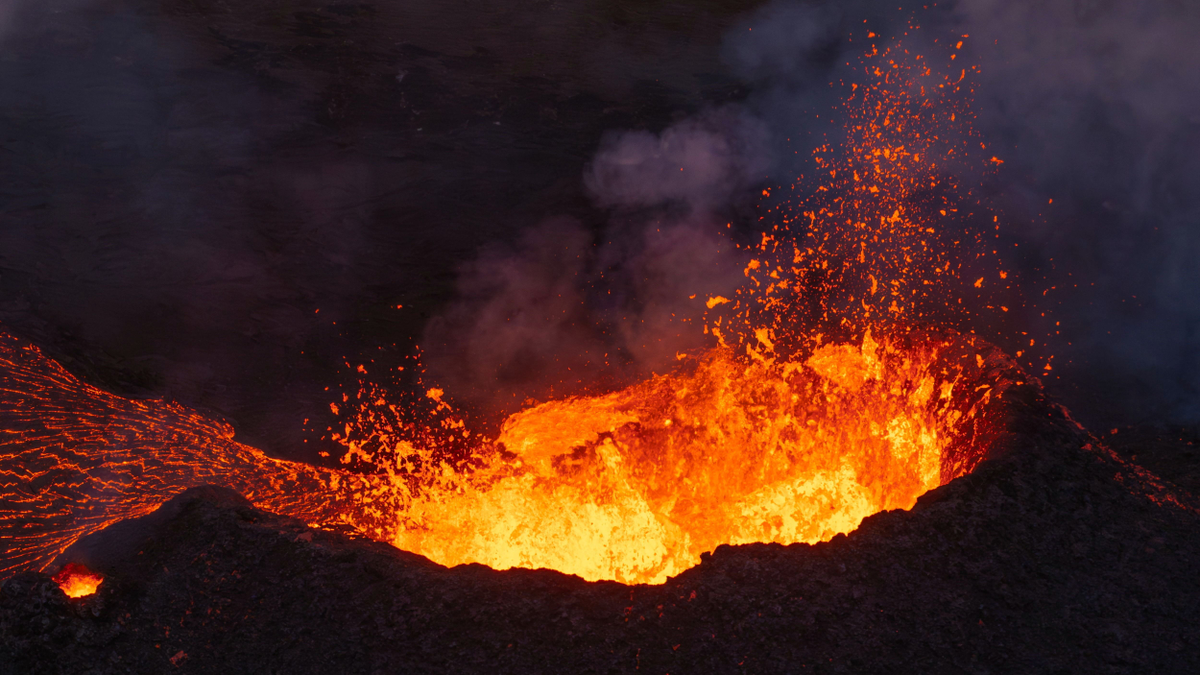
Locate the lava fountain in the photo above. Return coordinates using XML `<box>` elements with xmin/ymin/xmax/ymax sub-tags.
<box><xmin>0</xmin><ymin>29</ymin><xmax>1020</xmax><ymax>590</ymax></box>
<box><xmin>344</xmin><ymin>333</ymin><xmax>1013</xmax><ymax>584</ymax></box>
<box><xmin>322</xmin><ymin>30</ymin><xmax>1014</xmax><ymax>584</ymax></box>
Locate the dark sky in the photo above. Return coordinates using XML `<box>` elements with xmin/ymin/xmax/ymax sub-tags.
<box><xmin>1</xmin><ymin>0</ymin><xmax>1197</xmax><ymax>463</ymax></box>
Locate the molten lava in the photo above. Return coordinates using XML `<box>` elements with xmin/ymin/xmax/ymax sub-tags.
<box><xmin>52</xmin><ymin>563</ymin><xmax>103</xmax><ymax>598</ymax></box>
<box><xmin>0</xmin><ymin>329</ymin><xmax>385</xmax><ymax>577</ymax></box>
<box><xmin>0</xmin><ymin>28</ymin><xmax>1018</xmax><ymax>586</ymax></box>
<box><xmin>362</xmin><ymin>335</ymin><xmax>991</xmax><ymax>584</ymax></box>
<box><xmin>329</xmin><ymin>29</ymin><xmax>1008</xmax><ymax>584</ymax></box>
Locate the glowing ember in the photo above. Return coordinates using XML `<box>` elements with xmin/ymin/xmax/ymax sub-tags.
<box><xmin>52</xmin><ymin>563</ymin><xmax>103</xmax><ymax>598</ymax></box>
<box><xmin>724</xmin><ymin>28</ymin><xmax>993</xmax><ymax>353</ymax></box>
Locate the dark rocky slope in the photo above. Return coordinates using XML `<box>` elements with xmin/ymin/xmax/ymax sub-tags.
<box><xmin>3</xmin><ymin>385</ymin><xmax>1198</xmax><ymax>674</ymax></box>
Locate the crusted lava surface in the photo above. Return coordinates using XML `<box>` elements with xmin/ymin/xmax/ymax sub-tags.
<box><xmin>3</xmin><ymin>383</ymin><xmax>1198</xmax><ymax>674</ymax></box>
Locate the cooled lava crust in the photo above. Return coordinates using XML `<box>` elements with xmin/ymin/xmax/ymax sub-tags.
<box><xmin>3</xmin><ymin>378</ymin><xmax>1199</xmax><ymax>674</ymax></box>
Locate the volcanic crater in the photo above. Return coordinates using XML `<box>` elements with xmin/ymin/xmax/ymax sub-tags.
<box><xmin>2</xmin><ymin>327</ymin><xmax>1199</xmax><ymax>673</ymax></box>
<box><xmin>2</xmin><ymin>0</ymin><xmax>1199</xmax><ymax>672</ymax></box>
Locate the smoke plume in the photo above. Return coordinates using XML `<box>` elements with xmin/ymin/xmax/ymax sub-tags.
<box><xmin>434</xmin><ymin>0</ymin><xmax>1200</xmax><ymax>427</ymax></box>
<box><xmin>420</xmin><ymin>109</ymin><xmax>766</xmax><ymax>415</ymax></box>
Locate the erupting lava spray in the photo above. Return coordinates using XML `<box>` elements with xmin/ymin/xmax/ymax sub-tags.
<box><xmin>325</xmin><ymin>30</ymin><xmax>1013</xmax><ymax>583</ymax></box>
<box><xmin>1</xmin><ymin>27</ymin><xmax>1021</xmax><ymax>589</ymax></box>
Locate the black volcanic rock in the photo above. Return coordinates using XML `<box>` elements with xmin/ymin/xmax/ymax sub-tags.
<box><xmin>3</xmin><ymin>388</ymin><xmax>1199</xmax><ymax>674</ymax></box>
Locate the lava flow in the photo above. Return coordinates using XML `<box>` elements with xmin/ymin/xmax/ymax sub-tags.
<box><xmin>1</xmin><ymin>29</ymin><xmax>1019</xmax><ymax>587</ymax></box>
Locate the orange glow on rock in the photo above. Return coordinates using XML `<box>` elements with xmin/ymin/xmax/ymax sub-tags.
<box><xmin>52</xmin><ymin>563</ymin><xmax>103</xmax><ymax>598</ymax></box>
